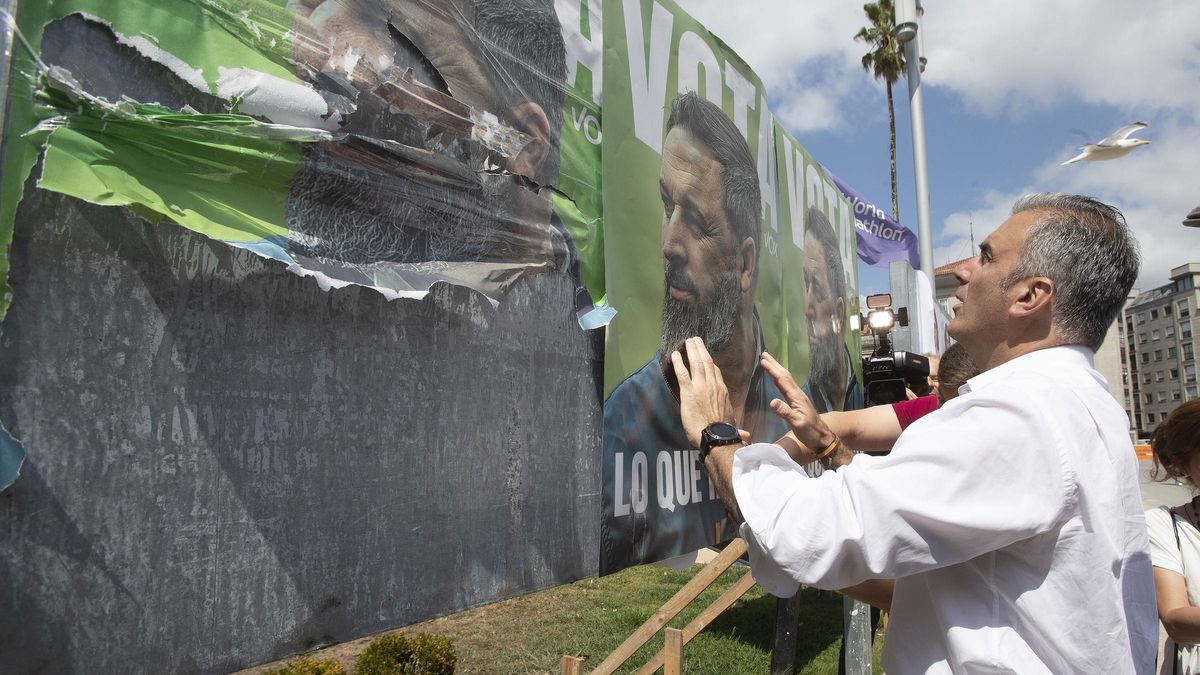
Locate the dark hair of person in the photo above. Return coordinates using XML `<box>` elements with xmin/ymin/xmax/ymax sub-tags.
<box><xmin>937</xmin><ymin>342</ymin><xmax>979</xmax><ymax>399</ymax></box>
<box><xmin>474</xmin><ymin>0</ymin><xmax>567</xmax><ymax>182</ymax></box>
<box><xmin>665</xmin><ymin>91</ymin><xmax>762</xmax><ymax>260</ymax></box>
<box><xmin>804</xmin><ymin>207</ymin><xmax>846</xmax><ymax>304</ymax></box>
<box><xmin>1151</xmin><ymin>400</ymin><xmax>1200</xmax><ymax>484</ymax></box>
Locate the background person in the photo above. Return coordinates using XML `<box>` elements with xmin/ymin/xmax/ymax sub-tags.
<box><xmin>1147</xmin><ymin>400</ymin><xmax>1200</xmax><ymax>674</ymax></box>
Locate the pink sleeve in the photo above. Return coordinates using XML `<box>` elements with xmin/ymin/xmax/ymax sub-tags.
<box><xmin>891</xmin><ymin>396</ymin><xmax>940</xmax><ymax>429</ymax></box>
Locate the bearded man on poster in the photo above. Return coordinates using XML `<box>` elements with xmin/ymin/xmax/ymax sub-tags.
<box><xmin>599</xmin><ymin>91</ymin><xmax>794</xmax><ymax>574</ymax></box>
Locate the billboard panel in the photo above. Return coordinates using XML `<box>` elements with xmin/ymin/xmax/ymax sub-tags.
<box><xmin>599</xmin><ymin>0</ymin><xmax>861</xmax><ymax>574</ymax></box>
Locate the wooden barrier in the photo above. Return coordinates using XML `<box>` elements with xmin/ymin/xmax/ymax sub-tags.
<box><xmin>566</xmin><ymin>539</ymin><xmax>755</xmax><ymax>675</ymax></box>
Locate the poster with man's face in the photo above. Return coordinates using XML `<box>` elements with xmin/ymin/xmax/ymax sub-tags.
<box><xmin>6</xmin><ymin>0</ymin><xmax>605</xmax><ymax>312</ymax></box>
<box><xmin>599</xmin><ymin>0</ymin><xmax>861</xmax><ymax>575</ymax></box>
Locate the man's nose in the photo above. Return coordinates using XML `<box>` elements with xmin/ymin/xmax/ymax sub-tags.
<box><xmin>953</xmin><ymin>258</ymin><xmax>976</xmax><ymax>285</ymax></box>
<box><xmin>662</xmin><ymin>206</ymin><xmax>686</xmax><ymax>261</ymax></box>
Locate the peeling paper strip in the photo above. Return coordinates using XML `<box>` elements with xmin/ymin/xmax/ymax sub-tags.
<box><xmin>215</xmin><ymin>66</ymin><xmax>342</xmax><ymax>132</ymax></box>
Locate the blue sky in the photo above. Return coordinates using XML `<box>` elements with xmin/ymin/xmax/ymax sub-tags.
<box><xmin>676</xmin><ymin>0</ymin><xmax>1200</xmax><ymax>297</ymax></box>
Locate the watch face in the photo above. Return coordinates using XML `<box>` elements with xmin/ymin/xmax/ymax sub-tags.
<box><xmin>707</xmin><ymin>422</ymin><xmax>738</xmax><ymax>440</ymax></box>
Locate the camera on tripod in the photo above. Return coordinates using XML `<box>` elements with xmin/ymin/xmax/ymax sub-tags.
<box><xmin>861</xmin><ymin>293</ymin><xmax>930</xmax><ymax>406</ymax></box>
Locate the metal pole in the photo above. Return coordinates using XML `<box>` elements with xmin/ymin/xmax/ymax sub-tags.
<box><xmin>904</xmin><ymin>17</ymin><xmax>934</xmax><ymax>286</ymax></box>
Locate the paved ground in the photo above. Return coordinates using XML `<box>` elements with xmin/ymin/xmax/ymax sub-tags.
<box><xmin>1139</xmin><ymin>458</ymin><xmax>1193</xmax><ymax>510</ymax></box>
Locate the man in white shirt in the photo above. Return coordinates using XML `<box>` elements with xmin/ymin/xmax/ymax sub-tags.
<box><xmin>674</xmin><ymin>193</ymin><xmax>1157</xmax><ymax>673</ymax></box>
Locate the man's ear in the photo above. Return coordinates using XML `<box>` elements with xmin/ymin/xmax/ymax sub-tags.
<box><xmin>1009</xmin><ymin>276</ymin><xmax>1054</xmax><ymax>319</ymax></box>
<box><xmin>833</xmin><ymin>296</ymin><xmax>845</xmax><ymax>336</ymax></box>
<box><xmin>737</xmin><ymin>236</ymin><xmax>757</xmax><ymax>293</ymax></box>
<box><xmin>507</xmin><ymin>101</ymin><xmax>551</xmax><ymax>183</ymax></box>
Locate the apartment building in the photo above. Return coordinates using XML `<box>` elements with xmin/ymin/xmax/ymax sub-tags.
<box><xmin>1122</xmin><ymin>263</ymin><xmax>1200</xmax><ymax>438</ymax></box>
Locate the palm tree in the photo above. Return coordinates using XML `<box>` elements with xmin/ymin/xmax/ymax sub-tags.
<box><xmin>855</xmin><ymin>0</ymin><xmax>906</xmax><ymax>222</ymax></box>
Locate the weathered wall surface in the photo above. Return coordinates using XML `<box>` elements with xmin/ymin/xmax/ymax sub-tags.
<box><xmin>0</xmin><ymin>183</ymin><xmax>602</xmax><ymax>674</ymax></box>
<box><xmin>0</xmin><ymin>19</ymin><xmax>602</xmax><ymax>673</ymax></box>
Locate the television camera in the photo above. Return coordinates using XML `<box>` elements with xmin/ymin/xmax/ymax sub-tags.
<box><xmin>861</xmin><ymin>293</ymin><xmax>930</xmax><ymax>406</ymax></box>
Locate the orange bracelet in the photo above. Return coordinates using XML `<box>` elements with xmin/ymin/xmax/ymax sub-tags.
<box><xmin>816</xmin><ymin>434</ymin><xmax>841</xmax><ymax>460</ymax></box>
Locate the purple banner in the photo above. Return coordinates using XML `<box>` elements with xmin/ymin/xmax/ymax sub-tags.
<box><xmin>827</xmin><ymin>171</ymin><xmax>921</xmax><ymax>269</ymax></box>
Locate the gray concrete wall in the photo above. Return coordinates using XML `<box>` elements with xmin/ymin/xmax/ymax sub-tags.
<box><xmin>0</xmin><ymin>15</ymin><xmax>602</xmax><ymax>669</ymax></box>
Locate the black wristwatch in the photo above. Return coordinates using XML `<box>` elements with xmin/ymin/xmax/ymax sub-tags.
<box><xmin>699</xmin><ymin>422</ymin><xmax>741</xmax><ymax>462</ymax></box>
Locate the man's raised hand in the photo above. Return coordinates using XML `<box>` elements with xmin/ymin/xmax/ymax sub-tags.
<box><xmin>672</xmin><ymin>337</ymin><xmax>735</xmax><ymax>449</ymax></box>
<box><xmin>760</xmin><ymin>351</ymin><xmax>835</xmax><ymax>453</ymax></box>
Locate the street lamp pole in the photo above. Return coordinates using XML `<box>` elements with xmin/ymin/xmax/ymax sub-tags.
<box><xmin>895</xmin><ymin>0</ymin><xmax>935</xmax><ymax>285</ymax></box>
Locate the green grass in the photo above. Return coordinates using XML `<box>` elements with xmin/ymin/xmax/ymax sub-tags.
<box><xmin>243</xmin><ymin>564</ymin><xmax>884</xmax><ymax>674</ymax></box>
<box><xmin>397</xmin><ymin>564</ymin><xmax>880</xmax><ymax>674</ymax></box>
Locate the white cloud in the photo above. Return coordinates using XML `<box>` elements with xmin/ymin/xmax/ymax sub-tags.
<box><xmin>676</xmin><ymin>0</ymin><xmax>1200</xmax><ymax>127</ymax></box>
<box><xmin>676</xmin><ymin>0</ymin><xmax>884</xmax><ymax>132</ymax></box>
<box><xmin>923</xmin><ymin>1</ymin><xmax>1200</xmax><ymax>118</ymax></box>
<box><xmin>676</xmin><ymin>0</ymin><xmax>862</xmax><ymax>85</ymax></box>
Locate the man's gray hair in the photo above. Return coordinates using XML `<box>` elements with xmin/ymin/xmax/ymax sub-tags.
<box><xmin>1005</xmin><ymin>193</ymin><xmax>1140</xmax><ymax>351</ymax></box>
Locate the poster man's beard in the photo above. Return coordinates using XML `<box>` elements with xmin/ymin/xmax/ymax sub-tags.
<box><xmin>285</xmin><ymin>140</ymin><xmax>529</xmax><ymax>268</ymax></box>
<box><xmin>660</xmin><ymin>268</ymin><xmax>742</xmax><ymax>358</ymax></box>
<box><xmin>809</xmin><ymin>323</ymin><xmax>842</xmax><ymax>396</ymax></box>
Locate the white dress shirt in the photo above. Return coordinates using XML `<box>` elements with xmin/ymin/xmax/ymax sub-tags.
<box><xmin>734</xmin><ymin>346</ymin><xmax>1157</xmax><ymax>674</ymax></box>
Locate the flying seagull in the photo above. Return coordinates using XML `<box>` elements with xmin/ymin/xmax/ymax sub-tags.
<box><xmin>1061</xmin><ymin>122</ymin><xmax>1151</xmax><ymax>165</ymax></box>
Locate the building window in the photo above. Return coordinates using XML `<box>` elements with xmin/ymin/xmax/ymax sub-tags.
<box><xmin>1172</xmin><ymin>369</ymin><xmax>1180</xmax><ymax>379</ymax></box>
<box><xmin>1159</xmin><ymin>391</ymin><xmax>1168</xmax><ymax>403</ymax></box>
<box><xmin>1169</xmin><ymin>347</ymin><xmax>1178</xmax><ymax>359</ymax></box>
<box><xmin>1186</xmin><ymin>344</ymin><xmax>1195</xmax><ymax>361</ymax></box>
<box><xmin>1138</xmin><ymin>311</ymin><xmax>1147</xmax><ymax>324</ymax></box>
<box><xmin>1184</xmin><ymin>322</ymin><xmax>1193</xmax><ymax>340</ymax></box>
<box><xmin>1182</xmin><ymin>300</ymin><xmax>1191</xmax><ymax>318</ymax></box>
<box><xmin>1152</xmin><ymin>309</ymin><xmax>1159</xmax><ymax>320</ymax></box>
<box><xmin>1174</xmin><ymin>391</ymin><xmax>1182</xmax><ymax>401</ymax></box>
<box><xmin>1153</xmin><ymin>329</ymin><xmax>1161</xmax><ymax>340</ymax></box>
<box><xmin>1139</xmin><ymin>333</ymin><xmax>1148</xmax><ymax>344</ymax></box>
<box><xmin>1142</xmin><ymin>352</ymin><xmax>1150</xmax><ymax>364</ymax></box>
<box><xmin>1147</xmin><ymin>413</ymin><xmax>1156</xmax><ymax>424</ymax></box>
<box><xmin>1145</xmin><ymin>393</ymin><xmax>1154</xmax><ymax>404</ymax></box>
<box><xmin>1167</xmin><ymin>324</ymin><xmax>1176</xmax><ymax>338</ymax></box>
<box><xmin>1166</xmin><ymin>304</ymin><xmax>1174</xmax><ymax>317</ymax></box>
<box><xmin>1188</xmin><ymin>386</ymin><xmax>1198</xmax><ymax>399</ymax></box>
<box><xmin>1156</xmin><ymin>349</ymin><xmax>1164</xmax><ymax>362</ymax></box>
<box><xmin>1156</xmin><ymin>371</ymin><xmax>1165</xmax><ymax>382</ymax></box>
<box><xmin>1187</xmin><ymin>364</ymin><xmax>1197</xmax><ymax>382</ymax></box>
<box><xmin>1144</xmin><ymin>372</ymin><xmax>1153</xmax><ymax>384</ymax></box>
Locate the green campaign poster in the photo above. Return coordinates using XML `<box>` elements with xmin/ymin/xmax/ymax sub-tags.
<box><xmin>598</xmin><ymin>0</ymin><xmax>861</xmax><ymax>574</ymax></box>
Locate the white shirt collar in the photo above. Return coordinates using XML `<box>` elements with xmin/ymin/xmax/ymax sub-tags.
<box><xmin>959</xmin><ymin>344</ymin><xmax>1096</xmax><ymax>396</ymax></box>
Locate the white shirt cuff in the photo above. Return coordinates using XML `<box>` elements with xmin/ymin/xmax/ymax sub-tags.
<box><xmin>733</xmin><ymin>443</ymin><xmax>811</xmax><ymax>598</ymax></box>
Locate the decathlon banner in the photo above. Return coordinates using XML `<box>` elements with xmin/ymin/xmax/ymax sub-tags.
<box><xmin>828</xmin><ymin>171</ymin><xmax>921</xmax><ymax>269</ymax></box>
